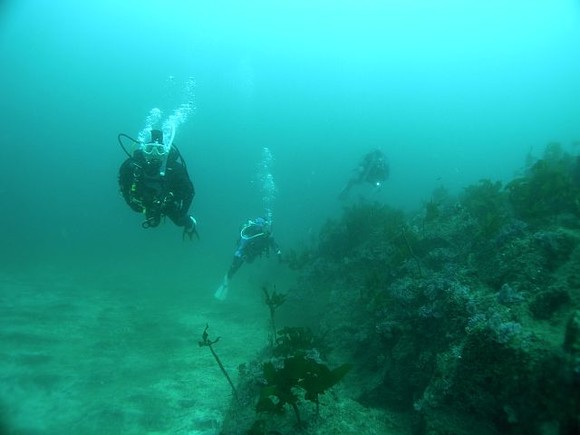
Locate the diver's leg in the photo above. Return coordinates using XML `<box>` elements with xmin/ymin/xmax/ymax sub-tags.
<box><xmin>338</xmin><ymin>179</ymin><xmax>356</xmax><ymax>200</ymax></box>
<box><xmin>214</xmin><ymin>257</ymin><xmax>244</xmax><ymax>301</ymax></box>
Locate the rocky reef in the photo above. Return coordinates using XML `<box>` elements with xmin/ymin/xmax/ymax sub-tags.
<box><xmin>221</xmin><ymin>143</ymin><xmax>580</xmax><ymax>434</ymax></box>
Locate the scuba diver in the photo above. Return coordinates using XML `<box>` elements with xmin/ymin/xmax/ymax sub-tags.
<box><xmin>339</xmin><ymin>149</ymin><xmax>389</xmax><ymax>200</ymax></box>
<box><xmin>118</xmin><ymin>129</ymin><xmax>198</xmax><ymax>239</ymax></box>
<box><xmin>214</xmin><ymin>217</ymin><xmax>282</xmax><ymax>301</ymax></box>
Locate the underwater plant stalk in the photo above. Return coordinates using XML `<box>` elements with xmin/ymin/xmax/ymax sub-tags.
<box><xmin>291</xmin><ymin>402</ymin><xmax>303</xmax><ymax>428</ymax></box>
<box><xmin>269</xmin><ymin>308</ymin><xmax>277</xmax><ymax>348</ymax></box>
<box><xmin>198</xmin><ymin>324</ymin><xmax>239</xmax><ymax>402</ymax></box>
<box><xmin>263</xmin><ymin>286</ymin><xmax>286</xmax><ymax>349</ymax></box>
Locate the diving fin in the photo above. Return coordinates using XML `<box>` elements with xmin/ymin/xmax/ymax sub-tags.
<box><xmin>214</xmin><ymin>276</ymin><xmax>229</xmax><ymax>301</ymax></box>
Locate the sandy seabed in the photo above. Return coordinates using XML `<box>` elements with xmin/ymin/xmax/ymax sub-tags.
<box><xmin>0</xmin><ymin>250</ymin><xmax>407</xmax><ymax>435</ymax></box>
<box><xmin>0</xmin><ymin>262</ymin><xmax>272</xmax><ymax>434</ymax></box>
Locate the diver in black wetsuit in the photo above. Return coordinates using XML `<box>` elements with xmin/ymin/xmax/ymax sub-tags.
<box><xmin>118</xmin><ymin>129</ymin><xmax>198</xmax><ymax>239</ymax></box>
<box><xmin>339</xmin><ymin>149</ymin><xmax>389</xmax><ymax>200</ymax></box>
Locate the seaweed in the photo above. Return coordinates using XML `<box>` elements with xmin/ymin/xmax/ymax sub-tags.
<box><xmin>198</xmin><ymin>324</ymin><xmax>239</xmax><ymax>402</ymax></box>
<box><xmin>317</xmin><ymin>203</ymin><xmax>407</xmax><ymax>261</ymax></box>
<box><xmin>507</xmin><ymin>142</ymin><xmax>580</xmax><ymax>224</ymax></box>
<box><xmin>256</xmin><ymin>354</ymin><xmax>352</xmax><ymax>428</ymax></box>
<box><xmin>273</xmin><ymin>326</ymin><xmax>319</xmax><ymax>358</ymax></box>
<box><xmin>263</xmin><ymin>285</ymin><xmax>286</xmax><ymax>349</ymax></box>
<box><xmin>460</xmin><ymin>179</ymin><xmax>510</xmax><ymax>241</ymax></box>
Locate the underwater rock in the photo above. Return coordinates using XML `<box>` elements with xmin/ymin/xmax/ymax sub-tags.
<box><xmin>564</xmin><ymin>309</ymin><xmax>580</xmax><ymax>355</ymax></box>
<box><xmin>496</xmin><ymin>283</ymin><xmax>525</xmax><ymax>306</ymax></box>
<box><xmin>529</xmin><ymin>286</ymin><xmax>571</xmax><ymax>320</ymax></box>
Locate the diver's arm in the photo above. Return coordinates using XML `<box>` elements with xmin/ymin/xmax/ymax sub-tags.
<box><xmin>339</xmin><ymin>177</ymin><xmax>358</xmax><ymax>200</ymax></box>
<box><xmin>118</xmin><ymin>159</ymin><xmax>145</xmax><ymax>212</ymax></box>
<box><xmin>118</xmin><ymin>159</ymin><xmax>135</xmax><ymax>196</ymax></box>
<box><xmin>227</xmin><ymin>255</ymin><xmax>244</xmax><ymax>280</ymax></box>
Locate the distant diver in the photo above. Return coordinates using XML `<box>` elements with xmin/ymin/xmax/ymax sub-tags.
<box><xmin>214</xmin><ymin>217</ymin><xmax>282</xmax><ymax>301</ymax></box>
<box><xmin>339</xmin><ymin>149</ymin><xmax>389</xmax><ymax>200</ymax></box>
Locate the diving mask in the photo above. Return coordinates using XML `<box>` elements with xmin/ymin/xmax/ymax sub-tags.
<box><xmin>142</xmin><ymin>143</ymin><xmax>168</xmax><ymax>157</ymax></box>
<box><xmin>141</xmin><ymin>129</ymin><xmax>168</xmax><ymax>158</ymax></box>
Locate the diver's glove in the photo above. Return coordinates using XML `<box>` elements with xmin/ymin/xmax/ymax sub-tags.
<box><xmin>183</xmin><ymin>216</ymin><xmax>199</xmax><ymax>241</ymax></box>
<box><xmin>142</xmin><ymin>207</ymin><xmax>162</xmax><ymax>229</ymax></box>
